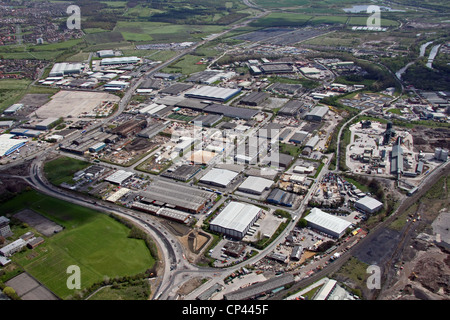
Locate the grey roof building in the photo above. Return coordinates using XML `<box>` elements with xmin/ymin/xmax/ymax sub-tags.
<box><xmin>224</xmin><ymin>274</ymin><xmax>295</xmax><ymax>300</ymax></box>
<box><xmin>304</xmin><ymin>106</ymin><xmax>328</xmax><ymax>122</ymax></box>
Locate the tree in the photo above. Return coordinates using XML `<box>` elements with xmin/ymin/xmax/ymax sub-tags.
<box><xmin>3</xmin><ymin>287</ymin><xmax>18</xmax><ymax>299</ymax></box>
<box><xmin>297</xmin><ymin>218</ymin><xmax>308</xmax><ymax>228</ymax></box>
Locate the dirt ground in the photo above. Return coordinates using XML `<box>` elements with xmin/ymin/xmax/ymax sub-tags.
<box><xmin>176</xmin><ymin>276</ymin><xmax>208</xmax><ymax>296</ymax></box>
<box><xmin>411</xmin><ymin>126</ymin><xmax>450</xmax><ymax>153</ymax></box>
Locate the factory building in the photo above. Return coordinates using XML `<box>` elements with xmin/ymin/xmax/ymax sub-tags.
<box><xmin>435</xmin><ymin>148</ymin><xmax>449</xmax><ymax>162</ymax></box>
<box><xmin>105</xmin><ymin>170</ymin><xmax>134</xmax><ymax>185</ymax></box>
<box><xmin>0</xmin><ymin>134</ymin><xmax>27</xmax><ymax>158</ymax></box>
<box><xmin>239</xmin><ymin>91</ymin><xmax>269</xmax><ymax>106</ymax></box>
<box><xmin>266</xmin><ymin>188</ymin><xmax>295</xmax><ymax>207</ymax></box>
<box><xmin>49</xmin><ymin>62</ymin><xmax>84</xmax><ymax>77</ymax></box>
<box><xmin>139</xmin><ymin>180</ymin><xmax>213</xmax><ymax>214</ymax></box>
<box><xmin>237</xmin><ymin>176</ymin><xmax>273</xmax><ymax>195</ymax></box>
<box><xmin>289</xmin><ymin>131</ymin><xmax>309</xmax><ymax>145</ymax></box>
<box><xmin>304</xmin><ymin>208</ymin><xmax>352</xmax><ymax>239</ymax></box>
<box><xmin>185</xmin><ymin>86</ymin><xmax>241</xmax><ymax>102</ymax></box>
<box><xmin>304</xmin><ymin>106</ymin><xmax>328</xmax><ymax>122</ymax></box>
<box><xmin>3</xmin><ymin>104</ymin><xmax>23</xmax><ymax>115</ymax></box>
<box><xmin>209</xmin><ymin>202</ymin><xmax>262</xmax><ymax>239</ymax></box>
<box><xmin>200</xmin><ymin>168</ymin><xmax>239</xmax><ymax>188</ymax></box>
<box><xmin>355</xmin><ymin>196</ymin><xmax>383</xmax><ymax>214</ymax></box>
<box><xmin>100</xmin><ymin>56</ymin><xmax>140</xmax><ymax>66</ymax></box>
<box><xmin>390</xmin><ymin>137</ymin><xmax>404</xmax><ymax>175</ymax></box>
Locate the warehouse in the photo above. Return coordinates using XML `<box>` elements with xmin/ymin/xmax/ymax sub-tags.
<box><xmin>238</xmin><ymin>176</ymin><xmax>273</xmax><ymax>195</ymax></box>
<box><xmin>185</xmin><ymin>86</ymin><xmax>241</xmax><ymax>102</ymax></box>
<box><xmin>100</xmin><ymin>56</ymin><xmax>140</xmax><ymax>66</ymax></box>
<box><xmin>112</xmin><ymin>119</ymin><xmax>147</xmax><ymax>137</ymax></box>
<box><xmin>140</xmin><ymin>180</ymin><xmax>213</xmax><ymax>213</ymax></box>
<box><xmin>137</xmin><ymin>121</ymin><xmax>167</xmax><ymax>139</ymax></box>
<box><xmin>34</xmin><ymin>118</ymin><xmax>60</xmax><ymax>130</ymax></box>
<box><xmin>160</xmin><ymin>83</ymin><xmax>193</xmax><ymax>95</ymax></box>
<box><xmin>355</xmin><ymin>196</ymin><xmax>383</xmax><ymax>214</ymax></box>
<box><xmin>260</xmin><ymin>63</ymin><xmax>294</xmax><ymax>74</ymax></box>
<box><xmin>304</xmin><ymin>208</ymin><xmax>352</xmax><ymax>238</ymax></box>
<box><xmin>263</xmin><ymin>152</ymin><xmax>293</xmax><ymax>168</ymax></box>
<box><xmin>105</xmin><ymin>170</ymin><xmax>134</xmax><ymax>185</ymax></box>
<box><xmin>239</xmin><ymin>91</ymin><xmax>269</xmax><ymax>106</ymax></box>
<box><xmin>200</xmin><ymin>168</ymin><xmax>239</xmax><ymax>188</ymax></box>
<box><xmin>3</xmin><ymin>103</ymin><xmax>23</xmax><ymax>115</ymax></box>
<box><xmin>176</xmin><ymin>98</ymin><xmax>210</xmax><ymax>112</ymax></box>
<box><xmin>289</xmin><ymin>130</ymin><xmax>309</xmax><ymax>145</ymax></box>
<box><xmin>300</xmin><ymin>67</ymin><xmax>321</xmax><ymax>76</ymax></box>
<box><xmin>304</xmin><ymin>135</ymin><xmax>320</xmax><ymax>149</ymax></box>
<box><xmin>390</xmin><ymin>139</ymin><xmax>404</xmax><ymax>175</ymax></box>
<box><xmin>209</xmin><ymin>202</ymin><xmax>262</xmax><ymax>239</ymax></box>
<box><xmin>0</xmin><ymin>134</ymin><xmax>27</xmax><ymax>158</ymax></box>
<box><xmin>304</xmin><ymin>106</ymin><xmax>328</xmax><ymax>122</ymax></box>
<box><xmin>193</xmin><ymin>114</ymin><xmax>223</xmax><ymax>127</ymax></box>
<box><xmin>266</xmin><ymin>188</ymin><xmax>294</xmax><ymax>207</ymax></box>
<box><xmin>203</xmin><ymin>104</ymin><xmax>258</xmax><ymax>120</ymax></box>
<box><xmin>49</xmin><ymin>62</ymin><xmax>84</xmax><ymax>77</ymax></box>
<box><xmin>131</xmin><ymin>202</ymin><xmax>192</xmax><ymax>224</ymax></box>
<box><xmin>161</xmin><ymin>164</ymin><xmax>201</xmax><ymax>182</ymax></box>
<box><xmin>278</xmin><ymin>100</ymin><xmax>304</xmax><ymax>117</ymax></box>
<box><xmin>89</xmin><ymin>142</ymin><xmax>106</xmax><ymax>153</ymax></box>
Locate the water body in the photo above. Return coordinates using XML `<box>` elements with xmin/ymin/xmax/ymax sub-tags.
<box><xmin>426</xmin><ymin>44</ymin><xmax>442</xmax><ymax>69</ymax></box>
<box><xmin>343</xmin><ymin>5</ymin><xmax>405</xmax><ymax>13</ymax></box>
<box><xmin>395</xmin><ymin>41</ymin><xmax>434</xmax><ymax>80</ymax></box>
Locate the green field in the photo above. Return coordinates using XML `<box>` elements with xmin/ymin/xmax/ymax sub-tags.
<box><xmin>0</xmin><ymin>79</ymin><xmax>31</xmax><ymax>112</ymax></box>
<box><xmin>1</xmin><ymin>190</ymin><xmax>155</xmax><ymax>299</ymax></box>
<box><xmin>44</xmin><ymin>156</ymin><xmax>92</xmax><ymax>186</ymax></box>
<box><xmin>162</xmin><ymin>54</ymin><xmax>208</xmax><ymax>75</ymax></box>
<box><xmin>114</xmin><ymin>21</ymin><xmax>226</xmax><ymax>43</ymax></box>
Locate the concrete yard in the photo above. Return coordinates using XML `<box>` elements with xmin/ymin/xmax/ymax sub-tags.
<box><xmin>32</xmin><ymin>90</ymin><xmax>120</xmax><ymax>119</ymax></box>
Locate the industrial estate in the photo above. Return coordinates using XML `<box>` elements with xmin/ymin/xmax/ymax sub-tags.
<box><xmin>0</xmin><ymin>0</ymin><xmax>449</xmax><ymax>304</ymax></box>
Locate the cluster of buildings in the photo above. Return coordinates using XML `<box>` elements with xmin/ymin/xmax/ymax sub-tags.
<box><xmin>0</xmin><ymin>217</ymin><xmax>44</xmax><ymax>266</ymax></box>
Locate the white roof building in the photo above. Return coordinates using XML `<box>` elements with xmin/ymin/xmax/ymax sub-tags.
<box><xmin>200</xmin><ymin>168</ymin><xmax>239</xmax><ymax>188</ymax></box>
<box><xmin>305</xmin><ymin>208</ymin><xmax>353</xmax><ymax>238</ymax></box>
<box><xmin>355</xmin><ymin>196</ymin><xmax>383</xmax><ymax>214</ymax></box>
<box><xmin>238</xmin><ymin>176</ymin><xmax>273</xmax><ymax>195</ymax></box>
<box><xmin>105</xmin><ymin>170</ymin><xmax>134</xmax><ymax>185</ymax></box>
<box><xmin>0</xmin><ymin>134</ymin><xmax>27</xmax><ymax>158</ymax></box>
<box><xmin>210</xmin><ymin>202</ymin><xmax>262</xmax><ymax>239</ymax></box>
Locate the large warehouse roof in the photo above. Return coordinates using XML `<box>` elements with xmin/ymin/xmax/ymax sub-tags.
<box><xmin>210</xmin><ymin>202</ymin><xmax>261</xmax><ymax>235</ymax></box>
<box><xmin>185</xmin><ymin>86</ymin><xmax>241</xmax><ymax>102</ymax></box>
<box><xmin>305</xmin><ymin>208</ymin><xmax>352</xmax><ymax>237</ymax></box>
<box><xmin>0</xmin><ymin>134</ymin><xmax>27</xmax><ymax>157</ymax></box>
<box><xmin>238</xmin><ymin>176</ymin><xmax>273</xmax><ymax>194</ymax></box>
<box><xmin>200</xmin><ymin>168</ymin><xmax>239</xmax><ymax>188</ymax></box>
<box><xmin>203</xmin><ymin>104</ymin><xmax>258</xmax><ymax>120</ymax></box>
<box><xmin>141</xmin><ymin>180</ymin><xmax>212</xmax><ymax>210</ymax></box>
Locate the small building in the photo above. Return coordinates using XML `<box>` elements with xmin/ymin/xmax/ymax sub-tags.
<box><xmin>27</xmin><ymin>237</ymin><xmax>45</xmax><ymax>249</ymax></box>
<box><xmin>0</xmin><ymin>216</ymin><xmax>12</xmax><ymax>238</ymax></box>
<box><xmin>290</xmin><ymin>245</ymin><xmax>303</xmax><ymax>261</ymax></box>
<box><xmin>3</xmin><ymin>104</ymin><xmax>23</xmax><ymax>115</ymax></box>
<box><xmin>0</xmin><ymin>238</ymin><xmax>27</xmax><ymax>257</ymax></box>
<box><xmin>354</xmin><ymin>196</ymin><xmax>383</xmax><ymax>214</ymax></box>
